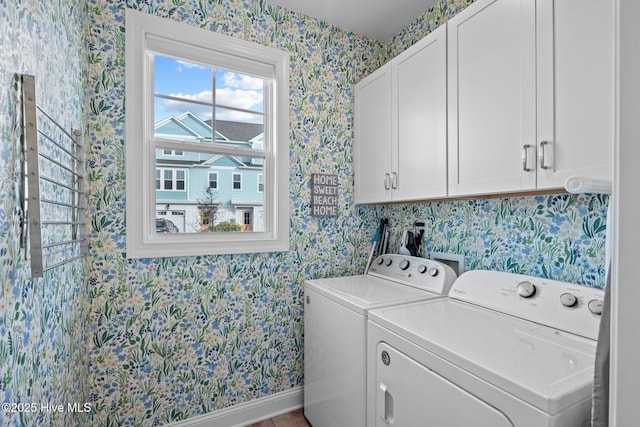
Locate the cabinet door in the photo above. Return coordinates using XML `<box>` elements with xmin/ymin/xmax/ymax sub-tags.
<box><xmin>536</xmin><ymin>0</ymin><xmax>614</xmax><ymax>188</ymax></box>
<box><xmin>354</xmin><ymin>64</ymin><xmax>392</xmax><ymax>204</ymax></box>
<box><xmin>393</xmin><ymin>25</ymin><xmax>447</xmax><ymax>201</ymax></box>
<box><xmin>448</xmin><ymin>0</ymin><xmax>537</xmax><ymax>196</ymax></box>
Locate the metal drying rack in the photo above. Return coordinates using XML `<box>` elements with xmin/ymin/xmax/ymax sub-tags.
<box><xmin>21</xmin><ymin>74</ymin><xmax>87</xmax><ymax>277</ymax></box>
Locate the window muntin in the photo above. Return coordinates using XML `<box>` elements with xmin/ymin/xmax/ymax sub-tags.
<box><xmin>125</xmin><ymin>10</ymin><xmax>289</xmax><ymax>257</ymax></box>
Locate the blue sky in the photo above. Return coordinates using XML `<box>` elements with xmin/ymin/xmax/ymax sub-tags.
<box><xmin>153</xmin><ymin>56</ymin><xmax>265</xmax><ymax>125</ymax></box>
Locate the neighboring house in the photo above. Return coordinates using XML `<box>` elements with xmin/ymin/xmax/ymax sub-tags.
<box><xmin>154</xmin><ymin>112</ymin><xmax>264</xmax><ymax>233</ymax></box>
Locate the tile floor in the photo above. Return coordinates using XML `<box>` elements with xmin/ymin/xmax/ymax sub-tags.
<box><xmin>246</xmin><ymin>409</ymin><xmax>311</xmax><ymax>427</ymax></box>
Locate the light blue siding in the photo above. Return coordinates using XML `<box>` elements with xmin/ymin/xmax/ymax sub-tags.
<box><xmin>153</xmin><ymin>113</ymin><xmax>264</xmax><ymax>219</ymax></box>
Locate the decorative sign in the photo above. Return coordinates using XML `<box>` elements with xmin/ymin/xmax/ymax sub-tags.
<box><xmin>311</xmin><ymin>174</ymin><xmax>338</xmax><ymax>217</ymax></box>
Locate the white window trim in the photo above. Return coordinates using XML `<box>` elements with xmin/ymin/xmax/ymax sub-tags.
<box><xmin>162</xmin><ymin>149</ymin><xmax>184</xmax><ymax>156</ymax></box>
<box><xmin>257</xmin><ymin>173</ymin><xmax>264</xmax><ymax>192</ymax></box>
<box><xmin>125</xmin><ymin>9</ymin><xmax>289</xmax><ymax>258</ymax></box>
<box><xmin>208</xmin><ymin>172</ymin><xmax>218</xmax><ymax>189</ymax></box>
<box><xmin>232</xmin><ymin>172</ymin><xmax>243</xmax><ymax>191</ymax></box>
<box><xmin>157</xmin><ymin>167</ymin><xmax>188</xmax><ymax>191</ymax></box>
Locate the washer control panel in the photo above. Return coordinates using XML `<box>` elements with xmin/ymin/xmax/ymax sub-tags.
<box><xmin>368</xmin><ymin>254</ymin><xmax>457</xmax><ymax>295</ymax></box>
<box><xmin>450</xmin><ymin>270</ymin><xmax>605</xmax><ymax>340</ymax></box>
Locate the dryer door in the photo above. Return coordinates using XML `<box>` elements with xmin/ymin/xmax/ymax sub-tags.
<box><xmin>375</xmin><ymin>342</ymin><xmax>514</xmax><ymax>427</ymax></box>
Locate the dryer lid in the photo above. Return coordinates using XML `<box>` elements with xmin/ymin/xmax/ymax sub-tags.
<box><xmin>369</xmin><ymin>298</ymin><xmax>597</xmax><ymax>415</ymax></box>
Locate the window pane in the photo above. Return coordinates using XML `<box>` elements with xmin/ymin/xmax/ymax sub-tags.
<box><xmin>154</xmin><ymin>56</ymin><xmax>215</xmax><ymax>142</ymax></box>
<box><xmin>215</xmin><ymin>69</ymin><xmax>264</xmax><ymax>113</ymax></box>
<box><xmin>155</xmin><ymin>149</ymin><xmax>264</xmax><ymax>233</ymax></box>
<box><xmin>176</xmin><ymin>181</ymin><xmax>185</xmax><ymax>191</ymax></box>
<box><xmin>163</xmin><ymin>169</ymin><xmax>173</xmax><ymax>190</ymax></box>
<box><xmin>214</xmin><ymin>111</ymin><xmax>264</xmax><ymax>152</ymax></box>
<box><xmin>232</xmin><ymin>173</ymin><xmax>242</xmax><ymax>190</ymax></box>
<box><xmin>209</xmin><ymin>172</ymin><xmax>218</xmax><ymax>189</ymax></box>
<box><xmin>154</xmin><ymin>56</ymin><xmax>213</xmax><ymax>97</ymax></box>
<box><xmin>154</xmin><ymin>98</ymin><xmax>214</xmax><ymax>142</ymax></box>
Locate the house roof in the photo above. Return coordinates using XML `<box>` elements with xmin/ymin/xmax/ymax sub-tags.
<box><xmin>155</xmin><ymin>112</ymin><xmax>225</xmax><ymax>141</ymax></box>
<box><xmin>155</xmin><ymin>113</ymin><xmax>263</xmax><ymax>145</ymax></box>
<box><xmin>209</xmin><ymin>119</ymin><xmax>263</xmax><ymax>143</ymax></box>
<box><xmin>155</xmin><ymin>113</ymin><xmax>265</xmax><ymax>167</ymax></box>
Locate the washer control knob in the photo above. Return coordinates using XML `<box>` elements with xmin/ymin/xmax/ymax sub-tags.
<box><xmin>384</xmin><ymin>258</ymin><xmax>393</xmax><ymax>266</ymax></box>
<box><xmin>399</xmin><ymin>259</ymin><xmax>410</xmax><ymax>270</ymax></box>
<box><xmin>417</xmin><ymin>264</ymin><xmax>428</xmax><ymax>274</ymax></box>
<box><xmin>376</xmin><ymin>257</ymin><xmax>385</xmax><ymax>265</ymax></box>
<box><xmin>427</xmin><ymin>267</ymin><xmax>439</xmax><ymax>277</ymax></box>
<box><xmin>560</xmin><ymin>293</ymin><xmax>578</xmax><ymax>308</ymax></box>
<box><xmin>516</xmin><ymin>281</ymin><xmax>536</xmax><ymax>298</ymax></box>
<box><xmin>588</xmin><ymin>299</ymin><xmax>604</xmax><ymax>315</ymax></box>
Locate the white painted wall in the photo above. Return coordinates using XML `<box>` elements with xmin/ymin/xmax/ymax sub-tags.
<box><xmin>610</xmin><ymin>0</ymin><xmax>640</xmax><ymax>425</ymax></box>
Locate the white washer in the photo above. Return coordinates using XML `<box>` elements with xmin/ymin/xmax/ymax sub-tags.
<box><xmin>367</xmin><ymin>270</ymin><xmax>605</xmax><ymax>427</ymax></box>
<box><xmin>304</xmin><ymin>254</ymin><xmax>457</xmax><ymax>427</ymax></box>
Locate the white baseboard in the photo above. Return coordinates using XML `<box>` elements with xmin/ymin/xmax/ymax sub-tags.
<box><xmin>167</xmin><ymin>387</ymin><xmax>304</xmax><ymax>427</ymax></box>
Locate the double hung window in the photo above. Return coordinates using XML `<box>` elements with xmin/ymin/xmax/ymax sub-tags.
<box><xmin>125</xmin><ymin>10</ymin><xmax>289</xmax><ymax>257</ymax></box>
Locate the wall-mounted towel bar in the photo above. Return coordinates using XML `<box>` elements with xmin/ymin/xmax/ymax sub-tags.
<box><xmin>21</xmin><ymin>74</ymin><xmax>87</xmax><ymax>277</ymax></box>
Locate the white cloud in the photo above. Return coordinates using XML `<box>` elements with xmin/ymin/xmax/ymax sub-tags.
<box><xmin>165</xmin><ymin>88</ymin><xmax>263</xmax><ymax>111</ymax></box>
<box><xmin>216</xmin><ymin>109</ymin><xmax>264</xmax><ymax>124</ymax></box>
<box><xmin>162</xmin><ymin>90</ymin><xmax>214</xmax><ymax>119</ymax></box>
<box><xmin>175</xmin><ymin>60</ymin><xmax>208</xmax><ymax>72</ymax></box>
<box><xmin>220</xmin><ymin>72</ymin><xmax>264</xmax><ymax>91</ymax></box>
<box><xmin>169</xmin><ymin>90</ymin><xmax>213</xmax><ymax>103</ymax></box>
<box><xmin>159</xmin><ymin>87</ymin><xmax>264</xmax><ymax>122</ymax></box>
<box><xmin>215</xmin><ymin>88</ymin><xmax>263</xmax><ymax>111</ymax></box>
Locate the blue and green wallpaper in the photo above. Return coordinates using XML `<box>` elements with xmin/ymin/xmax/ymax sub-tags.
<box><xmin>0</xmin><ymin>0</ymin><xmax>608</xmax><ymax>426</ymax></box>
<box><xmin>0</xmin><ymin>0</ymin><xmax>89</xmax><ymax>426</ymax></box>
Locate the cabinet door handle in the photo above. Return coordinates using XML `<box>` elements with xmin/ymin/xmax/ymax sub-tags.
<box><xmin>384</xmin><ymin>173</ymin><xmax>391</xmax><ymax>190</ymax></box>
<box><xmin>521</xmin><ymin>144</ymin><xmax>533</xmax><ymax>172</ymax></box>
<box><xmin>391</xmin><ymin>172</ymin><xmax>398</xmax><ymax>190</ymax></box>
<box><xmin>539</xmin><ymin>141</ymin><xmax>552</xmax><ymax>170</ymax></box>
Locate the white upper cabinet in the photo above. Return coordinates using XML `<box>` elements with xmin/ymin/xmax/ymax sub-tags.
<box><xmin>447</xmin><ymin>0</ymin><xmax>537</xmax><ymax>196</ymax></box>
<box><xmin>355</xmin><ymin>0</ymin><xmax>613</xmax><ymax>202</ymax></box>
<box><xmin>354</xmin><ymin>25</ymin><xmax>447</xmax><ymax>204</ymax></box>
<box><xmin>354</xmin><ymin>63</ymin><xmax>393</xmax><ymax>204</ymax></box>
<box><xmin>394</xmin><ymin>25</ymin><xmax>448</xmax><ymax>201</ymax></box>
<box><xmin>536</xmin><ymin>0</ymin><xmax>614</xmax><ymax>188</ymax></box>
<box><xmin>448</xmin><ymin>0</ymin><xmax>614</xmax><ymax>197</ymax></box>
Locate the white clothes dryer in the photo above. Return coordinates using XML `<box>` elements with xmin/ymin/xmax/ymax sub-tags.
<box><xmin>304</xmin><ymin>254</ymin><xmax>457</xmax><ymax>427</ymax></box>
<box><xmin>367</xmin><ymin>270</ymin><xmax>604</xmax><ymax>427</ymax></box>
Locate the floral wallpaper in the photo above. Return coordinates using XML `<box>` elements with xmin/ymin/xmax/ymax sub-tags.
<box><xmin>0</xmin><ymin>0</ymin><xmax>89</xmax><ymax>426</ymax></box>
<box><xmin>0</xmin><ymin>0</ymin><xmax>609</xmax><ymax>426</ymax></box>
<box><xmin>84</xmin><ymin>0</ymin><xmax>609</xmax><ymax>425</ymax></box>
<box><xmin>386</xmin><ymin>0</ymin><xmax>476</xmax><ymax>60</ymax></box>
<box><xmin>84</xmin><ymin>0</ymin><xmax>380</xmax><ymax>425</ymax></box>
<box><xmin>363</xmin><ymin>193</ymin><xmax>609</xmax><ymax>288</ymax></box>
